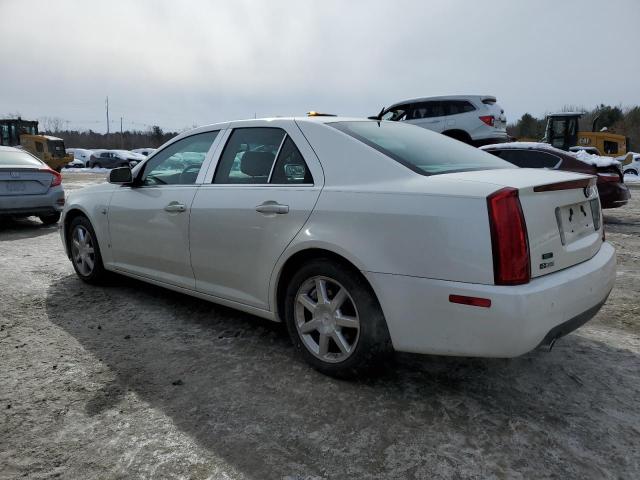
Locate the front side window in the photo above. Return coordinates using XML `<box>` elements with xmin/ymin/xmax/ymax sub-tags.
<box><xmin>331</xmin><ymin>121</ymin><xmax>512</xmax><ymax>176</ymax></box>
<box><xmin>381</xmin><ymin>106</ymin><xmax>408</xmax><ymax>121</ymax></box>
<box><xmin>142</xmin><ymin>131</ymin><xmax>218</xmax><ymax>186</ymax></box>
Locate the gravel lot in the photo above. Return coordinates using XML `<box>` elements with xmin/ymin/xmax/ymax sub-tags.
<box><xmin>1</xmin><ymin>172</ymin><xmax>639</xmax><ymax>479</ymax></box>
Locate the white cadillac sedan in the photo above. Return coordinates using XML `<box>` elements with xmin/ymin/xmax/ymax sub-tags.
<box><xmin>59</xmin><ymin>117</ymin><xmax>616</xmax><ymax>377</ymax></box>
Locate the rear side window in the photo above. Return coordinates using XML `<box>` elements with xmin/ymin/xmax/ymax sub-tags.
<box><xmin>331</xmin><ymin>121</ymin><xmax>513</xmax><ymax>175</ymax></box>
<box><xmin>270</xmin><ymin>136</ymin><xmax>313</xmax><ymax>184</ymax></box>
<box><xmin>0</xmin><ymin>150</ymin><xmax>43</xmax><ymax>166</ymax></box>
<box><xmin>214</xmin><ymin>128</ymin><xmax>313</xmax><ymax>185</ymax></box>
<box><xmin>493</xmin><ymin>149</ymin><xmax>560</xmax><ymax>169</ymax></box>
<box><xmin>443</xmin><ymin>100</ymin><xmax>476</xmax><ymax>116</ymax></box>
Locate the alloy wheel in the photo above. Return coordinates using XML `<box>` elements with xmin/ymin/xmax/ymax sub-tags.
<box><xmin>71</xmin><ymin>225</ymin><xmax>95</xmax><ymax>276</ymax></box>
<box><xmin>294</xmin><ymin>276</ymin><xmax>360</xmax><ymax>363</ymax></box>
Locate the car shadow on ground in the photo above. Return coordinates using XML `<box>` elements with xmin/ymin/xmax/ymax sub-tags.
<box><xmin>45</xmin><ymin>274</ymin><xmax>640</xmax><ymax>479</ymax></box>
<box><xmin>0</xmin><ymin>217</ymin><xmax>58</xmax><ymax>240</ymax></box>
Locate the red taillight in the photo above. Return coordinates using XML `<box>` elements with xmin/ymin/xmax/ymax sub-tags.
<box><xmin>487</xmin><ymin>187</ymin><xmax>530</xmax><ymax>285</ymax></box>
<box><xmin>479</xmin><ymin>115</ymin><xmax>495</xmax><ymax>127</ymax></box>
<box><xmin>40</xmin><ymin>168</ymin><xmax>62</xmax><ymax>187</ymax></box>
<box><xmin>449</xmin><ymin>294</ymin><xmax>491</xmax><ymax>308</ymax></box>
<box><xmin>597</xmin><ymin>172</ymin><xmax>621</xmax><ymax>183</ymax></box>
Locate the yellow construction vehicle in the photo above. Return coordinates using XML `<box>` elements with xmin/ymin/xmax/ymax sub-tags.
<box><xmin>19</xmin><ymin>134</ymin><xmax>73</xmax><ymax>171</ymax></box>
<box><xmin>544</xmin><ymin>112</ymin><xmax>628</xmax><ymax>158</ymax></box>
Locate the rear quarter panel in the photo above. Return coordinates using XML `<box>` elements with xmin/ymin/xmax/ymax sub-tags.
<box><xmin>287</xmin><ymin>187</ymin><xmax>495</xmax><ymax>284</ymax></box>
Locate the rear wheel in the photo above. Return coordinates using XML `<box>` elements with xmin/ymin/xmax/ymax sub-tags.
<box><xmin>39</xmin><ymin>212</ymin><xmax>61</xmax><ymax>225</ymax></box>
<box><xmin>68</xmin><ymin>216</ymin><xmax>107</xmax><ymax>283</ymax></box>
<box><xmin>284</xmin><ymin>258</ymin><xmax>392</xmax><ymax>378</ymax></box>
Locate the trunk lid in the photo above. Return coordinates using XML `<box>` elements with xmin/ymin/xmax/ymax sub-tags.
<box><xmin>0</xmin><ymin>167</ymin><xmax>53</xmax><ymax>196</ymax></box>
<box><xmin>441</xmin><ymin>168</ymin><xmax>602</xmax><ymax>279</ymax></box>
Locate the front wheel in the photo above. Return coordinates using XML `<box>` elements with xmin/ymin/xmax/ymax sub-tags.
<box><xmin>68</xmin><ymin>216</ymin><xmax>108</xmax><ymax>283</ymax></box>
<box><xmin>284</xmin><ymin>258</ymin><xmax>392</xmax><ymax>378</ymax></box>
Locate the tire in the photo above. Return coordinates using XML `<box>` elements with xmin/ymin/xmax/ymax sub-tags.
<box><xmin>284</xmin><ymin>258</ymin><xmax>392</xmax><ymax>378</ymax></box>
<box><xmin>39</xmin><ymin>212</ymin><xmax>61</xmax><ymax>225</ymax></box>
<box><xmin>626</xmin><ymin>169</ymin><xmax>638</xmax><ymax>176</ymax></box>
<box><xmin>442</xmin><ymin>130</ymin><xmax>473</xmax><ymax>145</ymax></box>
<box><xmin>68</xmin><ymin>216</ymin><xmax>108</xmax><ymax>283</ymax></box>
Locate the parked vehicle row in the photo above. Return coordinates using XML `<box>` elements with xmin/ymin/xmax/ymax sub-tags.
<box><xmin>60</xmin><ymin>117</ymin><xmax>616</xmax><ymax>377</ymax></box>
<box><xmin>64</xmin><ymin>148</ymin><xmax>154</xmax><ymax>168</ymax></box>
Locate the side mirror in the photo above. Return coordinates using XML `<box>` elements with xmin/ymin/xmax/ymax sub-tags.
<box><xmin>109</xmin><ymin>167</ymin><xmax>133</xmax><ymax>184</ymax></box>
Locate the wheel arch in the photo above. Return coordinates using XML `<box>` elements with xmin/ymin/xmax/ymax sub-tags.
<box><xmin>442</xmin><ymin>129</ymin><xmax>473</xmax><ymax>144</ymax></box>
<box><xmin>272</xmin><ymin>246</ymin><xmax>380</xmax><ymax>323</ymax></box>
<box><xmin>62</xmin><ymin>207</ymin><xmax>92</xmax><ymax>258</ymax></box>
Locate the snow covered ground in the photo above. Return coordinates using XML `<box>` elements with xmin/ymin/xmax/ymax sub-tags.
<box><xmin>63</xmin><ymin>167</ymin><xmax>111</xmax><ymax>174</ymax></box>
<box><xmin>624</xmin><ymin>174</ymin><xmax>640</xmax><ymax>183</ymax></box>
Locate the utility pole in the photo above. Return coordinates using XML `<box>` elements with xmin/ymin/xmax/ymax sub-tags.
<box><xmin>120</xmin><ymin>117</ymin><xmax>124</xmax><ymax>148</ymax></box>
<box><xmin>105</xmin><ymin>96</ymin><xmax>110</xmax><ymax>134</ymax></box>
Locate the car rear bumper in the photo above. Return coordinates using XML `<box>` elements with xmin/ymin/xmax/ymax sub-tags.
<box><xmin>0</xmin><ymin>188</ymin><xmax>64</xmax><ymax>216</ymax></box>
<box><xmin>598</xmin><ymin>181</ymin><xmax>631</xmax><ymax>209</ymax></box>
<box><xmin>364</xmin><ymin>242</ymin><xmax>616</xmax><ymax>357</ymax></box>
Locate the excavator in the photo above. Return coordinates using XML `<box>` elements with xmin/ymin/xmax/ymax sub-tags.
<box><xmin>0</xmin><ymin>118</ymin><xmax>72</xmax><ymax>171</ymax></box>
<box><xmin>543</xmin><ymin>112</ymin><xmax>632</xmax><ymax>164</ymax></box>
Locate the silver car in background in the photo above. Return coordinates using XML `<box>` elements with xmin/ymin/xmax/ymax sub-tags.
<box><xmin>0</xmin><ymin>146</ymin><xmax>65</xmax><ymax>224</ymax></box>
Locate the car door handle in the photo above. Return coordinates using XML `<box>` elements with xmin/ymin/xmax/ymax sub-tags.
<box><xmin>255</xmin><ymin>201</ymin><xmax>289</xmax><ymax>214</ymax></box>
<box><xmin>164</xmin><ymin>202</ymin><xmax>187</xmax><ymax>213</ymax></box>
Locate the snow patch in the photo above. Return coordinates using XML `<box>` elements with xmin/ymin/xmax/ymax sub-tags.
<box><xmin>624</xmin><ymin>174</ymin><xmax>640</xmax><ymax>183</ymax></box>
<box><xmin>63</xmin><ymin>168</ymin><xmax>111</xmax><ymax>174</ymax></box>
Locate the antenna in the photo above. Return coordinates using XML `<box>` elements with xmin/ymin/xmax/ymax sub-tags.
<box><xmin>105</xmin><ymin>96</ymin><xmax>110</xmax><ymax>134</ymax></box>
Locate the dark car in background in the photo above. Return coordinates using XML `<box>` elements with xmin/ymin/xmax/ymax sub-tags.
<box><xmin>481</xmin><ymin>142</ymin><xmax>630</xmax><ymax>209</ymax></box>
<box><xmin>87</xmin><ymin>150</ymin><xmax>145</xmax><ymax>169</ymax></box>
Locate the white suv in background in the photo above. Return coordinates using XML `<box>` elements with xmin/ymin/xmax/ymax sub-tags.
<box><xmin>374</xmin><ymin>95</ymin><xmax>508</xmax><ymax>146</ymax></box>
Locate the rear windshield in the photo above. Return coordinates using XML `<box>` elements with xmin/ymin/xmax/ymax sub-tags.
<box><xmin>0</xmin><ymin>150</ymin><xmax>44</xmax><ymax>167</ymax></box>
<box><xmin>330</xmin><ymin>121</ymin><xmax>513</xmax><ymax>175</ymax></box>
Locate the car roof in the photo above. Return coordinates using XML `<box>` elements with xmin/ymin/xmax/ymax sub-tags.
<box><xmin>386</xmin><ymin>95</ymin><xmax>496</xmax><ymax>109</ymax></box>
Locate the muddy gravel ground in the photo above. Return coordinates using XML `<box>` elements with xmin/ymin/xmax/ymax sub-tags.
<box><xmin>1</xmin><ymin>173</ymin><xmax>639</xmax><ymax>480</ymax></box>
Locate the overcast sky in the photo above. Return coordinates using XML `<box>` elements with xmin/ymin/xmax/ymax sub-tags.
<box><xmin>1</xmin><ymin>0</ymin><xmax>638</xmax><ymax>133</ymax></box>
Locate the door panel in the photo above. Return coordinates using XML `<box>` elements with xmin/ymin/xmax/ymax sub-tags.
<box><xmin>189</xmin><ymin>186</ymin><xmax>320</xmax><ymax>308</ymax></box>
<box><xmin>108</xmin><ymin>186</ymin><xmax>199</xmax><ymax>288</ymax></box>
<box><xmin>106</xmin><ymin>130</ymin><xmax>220</xmax><ymax>288</ymax></box>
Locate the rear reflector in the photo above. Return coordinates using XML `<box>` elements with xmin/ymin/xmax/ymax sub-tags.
<box><xmin>533</xmin><ymin>178</ymin><xmax>593</xmax><ymax>192</ymax></box>
<box><xmin>487</xmin><ymin>187</ymin><xmax>530</xmax><ymax>285</ymax></box>
<box><xmin>449</xmin><ymin>294</ymin><xmax>491</xmax><ymax>308</ymax></box>
<box><xmin>479</xmin><ymin>115</ymin><xmax>495</xmax><ymax>126</ymax></box>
